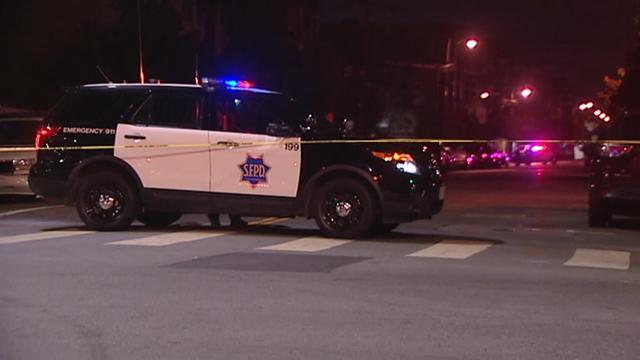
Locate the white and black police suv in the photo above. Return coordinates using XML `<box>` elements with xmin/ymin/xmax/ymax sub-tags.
<box><xmin>29</xmin><ymin>80</ymin><xmax>444</xmax><ymax>238</ymax></box>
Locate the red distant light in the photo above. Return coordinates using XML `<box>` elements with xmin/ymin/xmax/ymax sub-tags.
<box><xmin>237</xmin><ymin>81</ymin><xmax>252</xmax><ymax>88</ymax></box>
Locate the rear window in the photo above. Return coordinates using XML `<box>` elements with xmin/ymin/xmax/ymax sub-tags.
<box><xmin>46</xmin><ymin>90</ymin><xmax>147</xmax><ymax>126</ymax></box>
<box><xmin>0</xmin><ymin>119</ymin><xmax>41</xmax><ymax>146</ymax></box>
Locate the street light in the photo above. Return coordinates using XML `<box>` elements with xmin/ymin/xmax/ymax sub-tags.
<box><xmin>465</xmin><ymin>38</ymin><xmax>479</xmax><ymax>50</ymax></box>
<box><xmin>520</xmin><ymin>87</ymin><xmax>533</xmax><ymax>99</ymax></box>
<box><xmin>480</xmin><ymin>91</ymin><xmax>490</xmax><ymax>100</ymax></box>
<box><xmin>604</xmin><ymin>116</ymin><xmax>611</xmax><ymax>122</ymax></box>
<box><xmin>594</xmin><ymin>109</ymin><xmax>602</xmax><ymax>116</ymax></box>
<box><xmin>445</xmin><ymin>37</ymin><xmax>480</xmax><ymax>113</ymax></box>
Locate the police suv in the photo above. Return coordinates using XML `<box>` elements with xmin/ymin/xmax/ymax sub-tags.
<box><xmin>29</xmin><ymin>80</ymin><xmax>444</xmax><ymax>238</ymax></box>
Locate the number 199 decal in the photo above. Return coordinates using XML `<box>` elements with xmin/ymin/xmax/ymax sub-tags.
<box><xmin>284</xmin><ymin>142</ymin><xmax>300</xmax><ymax>151</ymax></box>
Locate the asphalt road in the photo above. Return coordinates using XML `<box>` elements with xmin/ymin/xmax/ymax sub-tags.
<box><xmin>1</xmin><ymin>161</ymin><xmax>639</xmax><ymax>360</ymax></box>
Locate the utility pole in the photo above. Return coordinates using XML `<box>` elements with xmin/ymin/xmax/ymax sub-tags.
<box><xmin>137</xmin><ymin>0</ymin><xmax>145</xmax><ymax>83</ymax></box>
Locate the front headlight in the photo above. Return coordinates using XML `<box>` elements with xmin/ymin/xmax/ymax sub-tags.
<box><xmin>371</xmin><ymin>151</ymin><xmax>421</xmax><ymax>174</ymax></box>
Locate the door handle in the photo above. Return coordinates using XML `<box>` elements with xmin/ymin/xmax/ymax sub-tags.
<box><xmin>217</xmin><ymin>140</ymin><xmax>239</xmax><ymax>147</ymax></box>
<box><xmin>124</xmin><ymin>134</ymin><xmax>146</xmax><ymax>140</ymax></box>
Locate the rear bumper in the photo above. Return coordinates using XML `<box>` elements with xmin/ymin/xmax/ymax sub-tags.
<box><xmin>0</xmin><ymin>170</ymin><xmax>33</xmax><ymax>195</ymax></box>
<box><xmin>28</xmin><ymin>164</ymin><xmax>71</xmax><ymax>202</ymax></box>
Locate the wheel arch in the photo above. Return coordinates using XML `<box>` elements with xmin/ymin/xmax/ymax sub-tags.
<box><xmin>299</xmin><ymin>165</ymin><xmax>382</xmax><ymax>218</ymax></box>
<box><xmin>68</xmin><ymin>156</ymin><xmax>143</xmax><ymax>202</ymax></box>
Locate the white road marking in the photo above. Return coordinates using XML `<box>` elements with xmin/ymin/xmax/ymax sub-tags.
<box><xmin>407</xmin><ymin>240</ymin><xmax>494</xmax><ymax>259</ymax></box>
<box><xmin>0</xmin><ymin>205</ymin><xmax>65</xmax><ymax>218</ymax></box>
<box><xmin>106</xmin><ymin>231</ymin><xmax>229</xmax><ymax>247</ymax></box>
<box><xmin>564</xmin><ymin>249</ymin><xmax>631</xmax><ymax>270</ymax></box>
<box><xmin>0</xmin><ymin>230</ymin><xmax>95</xmax><ymax>245</ymax></box>
<box><xmin>259</xmin><ymin>236</ymin><xmax>352</xmax><ymax>252</ymax></box>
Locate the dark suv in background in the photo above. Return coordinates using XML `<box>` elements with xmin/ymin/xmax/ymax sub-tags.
<box><xmin>588</xmin><ymin>112</ymin><xmax>640</xmax><ymax>226</ymax></box>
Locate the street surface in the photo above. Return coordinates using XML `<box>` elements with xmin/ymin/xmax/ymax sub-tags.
<box><xmin>1</xmin><ymin>161</ymin><xmax>639</xmax><ymax>360</ymax></box>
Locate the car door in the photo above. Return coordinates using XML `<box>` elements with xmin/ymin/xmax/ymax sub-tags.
<box><xmin>114</xmin><ymin>88</ymin><xmax>210</xmax><ymax>192</ymax></box>
<box><xmin>208</xmin><ymin>91</ymin><xmax>301</xmax><ymax>197</ymax></box>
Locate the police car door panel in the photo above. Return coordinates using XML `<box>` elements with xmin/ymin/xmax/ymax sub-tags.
<box><xmin>115</xmin><ymin>123</ymin><xmax>209</xmax><ymax>192</ymax></box>
<box><xmin>209</xmin><ymin>131</ymin><xmax>301</xmax><ymax>197</ymax></box>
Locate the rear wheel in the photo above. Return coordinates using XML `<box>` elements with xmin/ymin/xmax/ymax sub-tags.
<box><xmin>313</xmin><ymin>178</ymin><xmax>377</xmax><ymax>238</ymax></box>
<box><xmin>137</xmin><ymin>211</ymin><xmax>181</xmax><ymax>227</ymax></box>
<box><xmin>76</xmin><ymin>172</ymin><xmax>139</xmax><ymax>231</ymax></box>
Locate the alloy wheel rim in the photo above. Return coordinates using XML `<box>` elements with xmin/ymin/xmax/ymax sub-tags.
<box><xmin>84</xmin><ymin>184</ymin><xmax>125</xmax><ymax>223</ymax></box>
<box><xmin>321</xmin><ymin>192</ymin><xmax>363</xmax><ymax>231</ymax></box>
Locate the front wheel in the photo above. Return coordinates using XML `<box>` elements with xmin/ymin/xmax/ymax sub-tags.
<box><xmin>76</xmin><ymin>172</ymin><xmax>139</xmax><ymax>231</ymax></box>
<box><xmin>137</xmin><ymin>211</ymin><xmax>182</xmax><ymax>227</ymax></box>
<box><xmin>313</xmin><ymin>178</ymin><xmax>377</xmax><ymax>238</ymax></box>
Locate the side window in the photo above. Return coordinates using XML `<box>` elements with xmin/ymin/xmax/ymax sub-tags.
<box><xmin>48</xmin><ymin>91</ymin><xmax>146</xmax><ymax>126</ymax></box>
<box><xmin>134</xmin><ymin>92</ymin><xmax>203</xmax><ymax>129</ymax></box>
<box><xmin>216</xmin><ymin>92</ymin><xmax>299</xmax><ymax>136</ymax></box>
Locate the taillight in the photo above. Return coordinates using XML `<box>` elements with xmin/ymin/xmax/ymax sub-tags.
<box><xmin>599</xmin><ymin>143</ymin><xmax>633</xmax><ymax>158</ymax></box>
<box><xmin>35</xmin><ymin>125</ymin><xmax>61</xmax><ymax>150</ymax></box>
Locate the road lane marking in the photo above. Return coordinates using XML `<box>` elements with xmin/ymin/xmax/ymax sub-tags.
<box><xmin>249</xmin><ymin>217</ymin><xmax>287</xmax><ymax>226</ymax></box>
<box><xmin>564</xmin><ymin>249</ymin><xmax>630</xmax><ymax>270</ymax></box>
<box><xmin>259</xmin><ymin>236</ymin><xmax>352</xmax><ymax>252</ymax></box>
<box><xmin>407</xmin><ymin>240</ymin><xmax>494</xmax><ymax>259</ymax></box>
<box><xmin>0</xmin><ymin>230</ymin><xmax>95</xmax><ymax>245</ymax></box>
<box><xmin>0</xmin><ymin>205</ymin><xmax>65</xmax><ymax>218</ymax></box>
<box><xmin>106</xmin><ymin>231</ymin><xmax>229</xmax><ymax>247</ymax></box>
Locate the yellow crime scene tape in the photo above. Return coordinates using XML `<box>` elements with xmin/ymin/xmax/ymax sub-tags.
<box><xmin>1</xmin><ymin>138</ymin><xmax>640</xmax><ymax>153</ymax></box>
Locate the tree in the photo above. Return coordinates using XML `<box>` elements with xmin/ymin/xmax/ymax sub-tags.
<box><xmin>614</xmin><ymin>15</ymin><xmax>640</xmax><ymax>111</ymax></box>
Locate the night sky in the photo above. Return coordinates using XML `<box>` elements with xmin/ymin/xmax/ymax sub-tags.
<box><xmin>323</xmin><ymin>0</ymin><xmax>639</xmax><ymax>98</ymax></box>
<box><xmin>1</xmin><ymin>0</ymin><xmax>638</xmax><ymax>108</ymax></box>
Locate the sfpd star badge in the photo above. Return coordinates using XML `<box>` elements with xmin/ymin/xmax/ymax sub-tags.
<box><xmin>239</xmin><ymin>154</ymin><xmax>271</xmax><ymax>188</ymax></box>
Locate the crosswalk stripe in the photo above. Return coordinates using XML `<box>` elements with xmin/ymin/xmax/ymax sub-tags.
<box><xmin>564</xmin><ymin>249</ymin><xmax>630</xmax><ymax>270</ymax></box>
<box><xmin>258</xmin><ymin>236</ymin><xmax>352</xmax><ymax>252</ymax></box>
<box><xmin>106</xmin><ymin>230</ymin><xmax>229</xmax><ymax>247</ymax></box>
<box><xmin>407</xmin><ymin>240</ymin><xmax>494</xmax><ymax>259</ymax></box>
<box><xmin>0</xmin><ymin>230</ymin><xmax>96</xmax><ymax>245</ymax></box>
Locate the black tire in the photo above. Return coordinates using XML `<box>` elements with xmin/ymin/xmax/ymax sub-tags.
<box><xmin>137</xmin><ymin>211</ymin><xmax>181</xmax><ymax>227</ymax></box>
<box><xmin>313</xmin><ymin>178</ymin><xmax>377</xmax><ymax>238</ymax></box>
<box><xmin>588</xmin><ymin>194</ymin><xmax>611</xmax><ymax>227</ymax></box>
<box><xmin>75</xmin><ymin>172</ymin><xmax>140</xmax><ymax>231</ymax></box>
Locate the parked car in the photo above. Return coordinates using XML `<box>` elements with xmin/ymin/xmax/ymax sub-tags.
<box><xmin>444</xmin><ymin>143</ymin><xmax>471</xmax><ymax>169</ymax></box>
<box><xmin>511</xmin><ymin>143</ymin><xmax>557</xmax><ymax>166</ymax></box>
<box><xmin>29</xmin><ymin>81</ymin><xmax>444</xmax><ymax>238</ymax></box>
<box><xmin>588</xmin><ymin>112</ymin><xmax>640</xmax><ymax>226</ymax></box>
<box><xmin>465</xmin><ymin>142</ymin><xmax>509</xmax><ymax>168</ymax></box>
<box><xmin>0</xmin><ymin>111</ymin><xmax>42</xmax><ymax>195</ymax></box>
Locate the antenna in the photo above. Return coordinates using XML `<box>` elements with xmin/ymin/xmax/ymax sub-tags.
<box><xmin>137</xmin><ymin>0</ymin><xmax>145</xmax><ymax>83</ymax></box>
<box><xmin>96</xmin><ymin>66</ymin><xmax>112</xmax><ymax>83</ymax></box>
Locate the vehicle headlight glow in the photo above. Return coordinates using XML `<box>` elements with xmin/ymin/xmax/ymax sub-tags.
<box><xmin>372</xmin><ymin>151</ymin><xmax>421</xmax><ymax>174</ymax></box>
